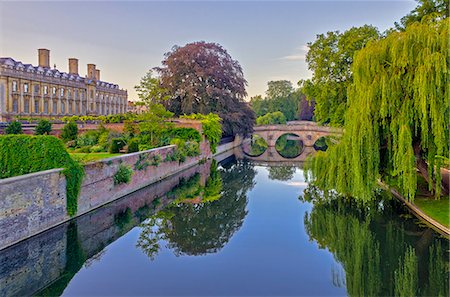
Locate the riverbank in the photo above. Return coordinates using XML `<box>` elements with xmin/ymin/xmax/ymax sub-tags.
<box><xmin>378</xmin><ymin>181</ymin><xmax>450</xmax><ymax>238</ymax></box>
<box><xmin>0</xmin><ymin>137</ymin><xmax>243</xmax><ymax>251</ymax></box>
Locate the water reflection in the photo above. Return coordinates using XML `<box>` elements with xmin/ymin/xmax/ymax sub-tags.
<box><xmin>275</xmin><ymin>134</ymin><xmax>303</xmax><ymax>158</ymax></box>
<box><xmin>301</xmin><ymin>185</ymin><xmax>449</xmax><ymax>297</ymax></box>
<box><xmin>137</xmin><ymin>158</ymin><xmax>256</xmax><ymax>257</ymax></box>
<box><xmin>1</xmin><ymin>154</ymin><xmax>448</xmax><ymax>296</ymax></box>
<box><xmin>268</xmin><ymin>165</ymin><xmax>297</xmax><ymax>181</ymax></box>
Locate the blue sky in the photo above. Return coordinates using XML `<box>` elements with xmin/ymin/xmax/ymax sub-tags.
<box><xmin>0</xmin><ymin>1</ymin><xmax>416</xmax><ymax>100</ymax></box>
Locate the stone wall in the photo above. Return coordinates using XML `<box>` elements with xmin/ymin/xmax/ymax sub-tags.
<box><xmin>0</xmin><ymin>159</ymin><xmax>213</xmax><ymax>296</ymax></box>
<box><xmin>77</xmin><ymin>140</ymin><xmax>211</xmax><ymax>216</ymax></box>
<box><xmin>0</xmin><ymin>136</ymin><xmax>245</xmax><ymax>251</ymax></box>
<box><xmin>0</xmin><ymin>169</ymin><xmax>68</xmax><ymax>251</ymax></box>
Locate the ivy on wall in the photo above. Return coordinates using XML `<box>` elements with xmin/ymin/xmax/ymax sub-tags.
<box><xmin>0</xmin><ymin>135</ymin><xmax>84</xmax><ymax>216</ymax></box>
<box><xmin>181</xmin><ymin>113</ymin><xmax>222</xmax><ymax>153</ymax></box>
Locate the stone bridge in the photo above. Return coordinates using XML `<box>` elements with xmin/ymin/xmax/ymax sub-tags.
<box><xmin>252</xmin><ymin>121</ymin><xmax>342</xmax><ymax>147</ymax></box>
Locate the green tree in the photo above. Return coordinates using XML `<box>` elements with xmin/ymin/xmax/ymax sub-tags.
<box><xmin>302</xmin><ymin>25</ymin><xmax>380</xmax><ymax>125</ymax></box>
<box><xmin>35</xmin><ymin>119</ymin><xmax>52</xmax><ymax>135</ymax></box>
<box><xmin>266</xmin><ymin>80</ymin><xmax>293</xmax><ymax>99</ymax></box>
<box><xmin>307</xmin><ymin>19</ymin><xmax>448</xmax><ymax>201</ymax></box>
<box><xmin>256</xmin><ymin>111</ymin><xmax>286</xmax><ymax>126</ymax></box>
<box><xmin>136</xmin><ymin>104</ymin><xmax>173</xmax><ymax>148</ymax></box>
<box><xmin>5</xmin><ymin>121</ymin><xmax>23</xmax><ymax>134</ymax></box>
<box><xmin>249</xmin><ymin>95</ymin><xmax>268</xmax><ymax>117</ymax></box>
<box><xmin>60</xmin><ymin>121</ymin><xmax>78</xmax><ymax>142</ymax></box>
<box><xmin>134</xmin><ymin>70</ymin><xmax>170</xmax><ymax>107</ymax></box>
<box><xmin>395</xmin><ymin>0</ymin><xmax>449</xmax><ymax>30</ymax></box>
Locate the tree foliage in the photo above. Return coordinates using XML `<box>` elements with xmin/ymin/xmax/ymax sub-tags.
<box><xmin>35</xmin><ymin>119</ymin><xmax>52</xmax><ymax>135</ymax></box>
<box><xmin>256</xmin><ymin>111</ymin><xmax>286</xmax><ymax>126</ymax></box>
<box><xmin>134</xmin><ymin>70</ymin><xmax>170</xmax><ymax>107</ymax></box>
<box><xmin>297</xmin><ymin>92</ymin><xmax>315</xmax><ymax>121</ymax></box>
<box><xmin>181</xmin><ymin>113</ymin><xmax>222</xmax><ymax>153</ymax></box>
<box><xmin>61</xmin><ymin>121</ymin><xmax>78</xmax><ymax>142</ymax></box>
<box><xmin>395</xmin><ymin>0</ymin><xmax>449</xmax><ymax>30</ymax></box>
<box><xmin>5</xmin><ymin>121</ymin><xmax>23</xmax><ymax>134</ymax></box>
<box><xmin>250</xmin><ymin>80</ymin><xmax>302</xmax><ymax>121</ymax></box>
<box><xmin>307</xmin><ymin>19</ymin><xmax>449</xmax><ymax>201</ymax></box>
<box><xmin>302</xmin><ymin>25</ymin><xmax>380</xmax><ymax>125</ymax></box>
<box><xmin>155</xmin><ymin>41</ymin><xmax>255</xmax><ymax>137</ymax></box>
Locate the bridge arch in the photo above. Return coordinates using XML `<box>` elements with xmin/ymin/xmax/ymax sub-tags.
<box><xmin>273</xmin><ymin>132</ymin><xmax>304</xmax><ymax>159</ymax></box>
<box><xmin>251</xmin><ymin>121</ymin><xmax>342</xmax><ymax>148</ymax></box>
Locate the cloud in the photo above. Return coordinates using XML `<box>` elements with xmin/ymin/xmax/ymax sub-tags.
<box><xmin>279</xmin><ymin>45</ymin><xmax>309</xmax><ymax>61</ymax></box>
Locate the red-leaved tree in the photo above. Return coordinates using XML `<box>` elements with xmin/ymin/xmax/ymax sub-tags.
<box><xmin>155</xmin><ymin>41</ymin><xmax>255</xmax><ymax>137</ymax></box>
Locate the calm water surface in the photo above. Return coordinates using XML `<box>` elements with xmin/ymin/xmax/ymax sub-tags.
<box><xmin>0</xmin><ymin>155</ymin><xmax>448</xmax><ymax>296</ymax></box>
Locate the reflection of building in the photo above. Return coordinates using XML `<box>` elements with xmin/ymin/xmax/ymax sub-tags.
<box><xmin>127</xmin><ymin>101</ymin><xmax>148</xmax><ymax>114</ymax></box>
<box><xmin>0</xmin><ymin>49</ymin><xmax>127</xmax><ymax>121</ymax></box>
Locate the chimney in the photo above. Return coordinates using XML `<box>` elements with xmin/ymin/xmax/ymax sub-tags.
<box><xmin>38</xmin><ymin>49</ymin><xmax>50</xmax><ymax>68</ymax></box>
<box><xmin>68</xmin><ymin>58</ymin><xmax>78</xmax><ymax>75</ymax></box>
<box><xmin>95</xmin><ymin>69</ymin><xmax>100</xmax><ymax>81</ymax></box>
<box><xmin>87</xmin><ymin>64</ymin><xmax>96</xmax><ymax>79</ymax></box>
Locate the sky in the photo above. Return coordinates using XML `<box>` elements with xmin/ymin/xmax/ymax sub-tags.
<box><xmin>0</xmin><ymin>1</ymin><xmax>416</xmax><ymax>101</ymax></box>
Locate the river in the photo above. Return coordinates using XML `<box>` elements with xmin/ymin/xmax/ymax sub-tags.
<box><xmin>0</xmin><ymin>154</ymin><xmax>448</xmax><ymax>296</ymax></box>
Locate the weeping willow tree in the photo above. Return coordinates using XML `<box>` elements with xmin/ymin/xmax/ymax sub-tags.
<box><xmin>308</xmin><ymin>18</ymin><xmax>449</xmax><ymax>201</ymax></box>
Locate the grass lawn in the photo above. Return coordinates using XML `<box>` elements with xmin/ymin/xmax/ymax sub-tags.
<box><xmin>414</xmin><ymin>196</ymin><xmax>450</xmax><ymax>228</ymax></box>
<box><xmin>70</xmin><ymin>152</ymin><xmax>121</xmax><ymax>164</ymax></box>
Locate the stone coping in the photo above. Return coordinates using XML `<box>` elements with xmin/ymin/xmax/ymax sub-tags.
<box><xmin>0</xmin><ymin>168</ymin><xmax>64</xmax><ymax>185</ymax></box>
<box><xmin>82</xmin><ymin>144</ymin><xmax>176</xmax><ymax>165</ymax></box>
<box><xmin>378</xmin><ymin>181</ymin><xmax>450</xmax><ymax>239</ymax></box>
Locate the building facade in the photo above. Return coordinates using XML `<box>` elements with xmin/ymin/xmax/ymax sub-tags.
<box><xmin>0</xmin><ymin>49</ymin><xmax>127</xmax><ymax>122</ymax></box>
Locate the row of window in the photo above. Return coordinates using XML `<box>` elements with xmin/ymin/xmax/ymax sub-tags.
<box><xmin>11</xmin><ymin>81</ymin><xmax>125</xmax><ymax>103</ymax></box>
<box><xmin>11</xmin><ymin>98</ymin><xmax>125</xmax><ymax>115</ymax></box>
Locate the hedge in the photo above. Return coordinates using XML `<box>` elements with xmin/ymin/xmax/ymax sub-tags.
<box><xmin>0</xmin><ymin>135</ymin><xmax>84</xmax><ymax>216</ymax></box>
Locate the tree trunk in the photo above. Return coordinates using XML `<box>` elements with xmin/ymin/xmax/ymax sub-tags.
<box><xmin>413</xmin><ymin>142</ymin><xmax>449</xmax><ymax>196</ymax></box>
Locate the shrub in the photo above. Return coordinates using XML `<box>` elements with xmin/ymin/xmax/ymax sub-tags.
<box><xmin>61</xmin><ymin>122</ymin><xmax>78</xmax><ymax>142</ymax></box>
<box><xmin>181</xmin><ymin>113</ymin><xmax>222</xmax><ymax>153</ymax></box>
<box><xmin>90</xmin><ymin>145</ymin><xmax>104</xmax><ymax>153</ymax></box>
<box><xmin>76</xmin><ymin>130</ymin><xmax>100</xmax><ymax>147</ymax></box>
<box><xmin>124</xmin><ymin>120</ymin><xmax>138</xmax><ymax>136</ymax></box>
<box><xmin>185</xmin><ymin>141</ymin><xmax>201</xmax><ymax>157</ymax></box>
<box><xmin>150</xmin><ymin>154</ymin><xmax>162</xmax><ymax>166</ymax></box>
<box><xmin>5</xmin><ymin>121</ymin><xmax>23</xmax><ymax>134</ymax></box>
<box><xmin>113</xmin><ymin>164</ymin><xmax>133</xmax><ymax>185</ymax></box>
<box><xmin>35</xmin><ymin>119</ymin><xmax>52</xmax><ymax>135</ymax></box>
<box><xmin>127</xmin><ymin>138</ymin><xmax>139</xmax><ymax>153</ymax></box>
<box><xmin>134</xmin><ymin>154</ymin><xmax>150</xmax><ymax>171</ymax></box>
<box><xmin>109</xmin><ymin>138</ymin><xmax>126</xmax><ymax>153</ymax></box>
<box><xmin>170</xmin><ymin>138</ymin><xmax>200</xmax><ymax>161</ymax></box>
<box><xmin>165</xmin><ymin>127</ymin><xmax>202</xmax><ymax>143</ymax></box>
<box><xmin>0</xmin><ymin>135</ymin><xmax>84</xmax><ymax>216</ymax></box>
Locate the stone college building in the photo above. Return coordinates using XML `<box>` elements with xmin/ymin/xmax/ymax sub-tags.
<box><xmin>0</xmin><ymin>49</ymin><xmax>128</xmax><ymax>121</ymax></box>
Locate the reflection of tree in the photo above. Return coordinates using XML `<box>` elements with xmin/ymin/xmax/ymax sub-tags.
<box><xmin>275</xmin><ymin>134</ymin><xmax>302</xmax><ymax>158</ymax></box>
<box><xmin>203</xmin><ymin>160</ymin><xmax>223</xmax><ymax>202</ymax></box>
<box><xmin>302</xmin><ymin>185</ymin><xmax>449</xmax><ymax>297</ymax></box>
<box><xmin>248</xmin><ymin>135</ymin><xmax>268</xmax><ymax>156</ymax></box>
<box><xmin>268</xmin><ymin>166</ymin><xmax>296</xmax><ymax>181</ymax></box>
<box><xmin>137</xmin><ymin>158</ymin><xmax>256</xmax><ymax>257</ymax></box>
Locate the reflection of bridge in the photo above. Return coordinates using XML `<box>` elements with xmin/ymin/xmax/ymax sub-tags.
<box><xmin>252</xmin><ymin>121</ymin><xmax>342</xmax><ymax>147</ymax></box>
<box><xmin>240</xmin><ymin>145</ymin><xmax>317</xmax><ymax>166</ymax></box>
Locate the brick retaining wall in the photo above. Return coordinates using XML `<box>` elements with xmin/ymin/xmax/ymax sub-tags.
<box><xmin>0</xmin><ymin>137</ymin><xmax>242</xmax><ymax>251</ymax></box>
